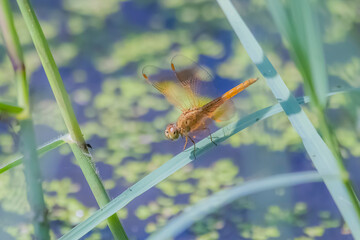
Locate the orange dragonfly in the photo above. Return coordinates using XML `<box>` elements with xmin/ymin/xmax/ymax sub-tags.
<box><xmin>142</xmin><ymin>55</ymin><xmax>258</xmax><ymax>154</ymax></box>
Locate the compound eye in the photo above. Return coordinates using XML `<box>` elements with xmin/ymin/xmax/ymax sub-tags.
<box><xmin>165</xmin><ymin>123</ymin><xmax>179</xmax><ymax>140</ymax></box>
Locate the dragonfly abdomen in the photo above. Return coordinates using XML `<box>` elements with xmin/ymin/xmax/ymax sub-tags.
<box><xmin>201</xmin><ymin>78</ymin><xmax>258</xmax><ymax>119</ymax></box>
<box><xmin>222</xmin><ymin>78</ymin><xmax>258</xmax><ymax>100</ymax></box>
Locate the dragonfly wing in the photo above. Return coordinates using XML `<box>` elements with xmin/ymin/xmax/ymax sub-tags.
<box><xmin>170</xmin><ymin>55</ymin><xmax>214</xmax><ymax>108</ymax></box>
<box><xmin>142</xmin><ymin>65</ymin><xmax>192</xmax><ymax>111</ymax></box>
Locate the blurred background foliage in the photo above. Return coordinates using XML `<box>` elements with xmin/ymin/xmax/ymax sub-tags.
<box><xmin>0</xmin><ymin>0</ymin><xmax>359</xmax><ymax>239</ymax></box>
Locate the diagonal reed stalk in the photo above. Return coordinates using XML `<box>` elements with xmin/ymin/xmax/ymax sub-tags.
<box><xmin>15</xmin><ymin>0</ymin><xmax>128</xmax><ymax>239</ymax></box>
<box><xmin>217</xmin><ymin>0</ymin><xmax>360</xmax><ymax>238</ymax></box>
<box><xmin>0</xmin><ymin>0</ymin><xmax>50</xmax><ymax>239</ymax></box>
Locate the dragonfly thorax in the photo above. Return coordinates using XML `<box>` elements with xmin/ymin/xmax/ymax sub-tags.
<box><xmin>177</xmin><ymin>108</ymin><xmax>206</xmax><ymax>134</ymax></box>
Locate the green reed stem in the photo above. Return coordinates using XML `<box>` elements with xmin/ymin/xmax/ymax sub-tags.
<box><xmin>19</xmin><ymin>120</ymin><xmax>50</xmax><ymax>240</ymax></box>
<box><xmin>0</xmin><ymin>0</ymin><xmax>50</xmax><ymax>239</ymax></box>
<box><xmin>316</xmin><ymin>104</ymin><xmax>360</xmax><ymax>216</ymax></box>
<box><xmin>69</xmin><ymin>143</ymin><xmax>129</xmax><ymax>239</ymax></box>
<box><xmin>16</xmin><ymin>0</ymin><xmax>128</xmax><ymax>239</ymax></box>
<box><xmin>0</xmin><ymin>101</ymin><xmax>23</xmax><ymax>113</ymax></box>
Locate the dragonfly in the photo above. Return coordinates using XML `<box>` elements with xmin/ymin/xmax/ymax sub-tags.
<box><xmin>142</xmin><ymin>55</ymin><xmax>258</xmax><ymax>155</ymax></box>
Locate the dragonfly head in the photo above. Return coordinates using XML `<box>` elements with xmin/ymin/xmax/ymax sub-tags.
<box><xmin>165</xmin><ymin>123</ymin><xmax>179</xmax><ymax>141</ymax></box>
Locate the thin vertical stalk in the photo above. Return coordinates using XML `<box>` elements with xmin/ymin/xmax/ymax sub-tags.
<box><xmin>15</xmin><ymin>0</ymin><xmax>128</xmax><ymax>239</ymax></box>
<box><xmin>0</xmin><ymin>0</ymin><xmax>50</xmax><ymax>239</ymax></box>
<box><xmin>19</xmin><ymin>120</ymin><xmax>50</xmax><ymax>240</ymax></box>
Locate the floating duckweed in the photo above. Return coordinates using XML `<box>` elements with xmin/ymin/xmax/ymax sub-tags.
<box><xmin>304</xmin><ymin>226</ymin><xmax>325</xmax><ymax>237</ymax></box>
<box><xmin>63</xmin><ymin>0</ymin><xmax>120</xmax><ymax>18</ymax></box>
<box><xmin>294</xmin><ymin>202</ymin><xmax>307</xmax><ymax>216</ymax></box>
<box><xmin>136</xmin><ymin>205</ymin><xmax>153</xmax><ymax>220</ymax></box>
<box><xmin>67</xmin><ymin>17</ymin><xmax>86</xmax><ymax>35</ymax></box>
<box><xmin>241</xmin><ymin>225</ymin><xmax>280</xmax><ymax>240</ymax></box>
<box><xmin>145</xmin><ymin>222</ymin><xmax>157</xmax><ymax>233</ymax></box>
<box><xmin>0</xmin><ymin>134</ymin><xmax>14</xmax><ymax>154</ymax></box>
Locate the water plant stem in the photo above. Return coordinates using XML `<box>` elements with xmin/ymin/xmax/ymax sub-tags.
<box><xmin>16</xmin><ymin>0</ymin><xmax>128</xmax><ymax>239</ymax></box>
<box><xmin>0</xmin><ymin>0</ymin><xmax>50</xmax><ymax>238</ymax></box>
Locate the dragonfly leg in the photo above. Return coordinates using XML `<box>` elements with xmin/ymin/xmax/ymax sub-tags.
<box><xmin>188</xmin><ymin>135</ymin><xmax>196</xmax><ymax>159</ymax></box>
<box><xmin>183</xmin><ymin>136</ymin><xmax>188</xmax><ymax>150</ymax></box>
<box><xmin>203</xmin><ymin>127</ymin><xmax>217</xmax><ymax>146</ymax></box>
<box><xmin>209</xmin><ymin>132</ymin><xmax>217</xmax><ymax>146</ymax></box>
<box><xmin>184</xmin><ymin>136</ymin><xmax>196</xmax><ymax>150</ymax></box>
<box><xmin>183</xmin><ymin>135</ymin><xmax>197</xmax><ymax>158</ymax></box>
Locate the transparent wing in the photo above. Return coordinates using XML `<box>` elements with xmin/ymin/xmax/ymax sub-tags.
<box><xmin>211</xmin><ymin>100</ymin><xmax>236</xmax><ymax>122</ymax></box>
<box><xmin>143</xmin><ymin>55</ymin><xmax>238</xmax><ymax>121</ymax></box>
<box><xmin>171</xmin><ymin>55</ymin><xmax>238</xmax><ymax>121</ymax></box>
<box><xmin>170</xmin><ymin>55</ymin><xmax>214</xmax><ymax>109</ymax></box>
<box><xmin>142</xmin><ymin>65</ymin><xmax>190</xmax><ymax>111</ymax></box>
<box><xmin>142</xmin><ymin>55</ymin><xmax>215</xmax><ymax>111</ymax></box>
